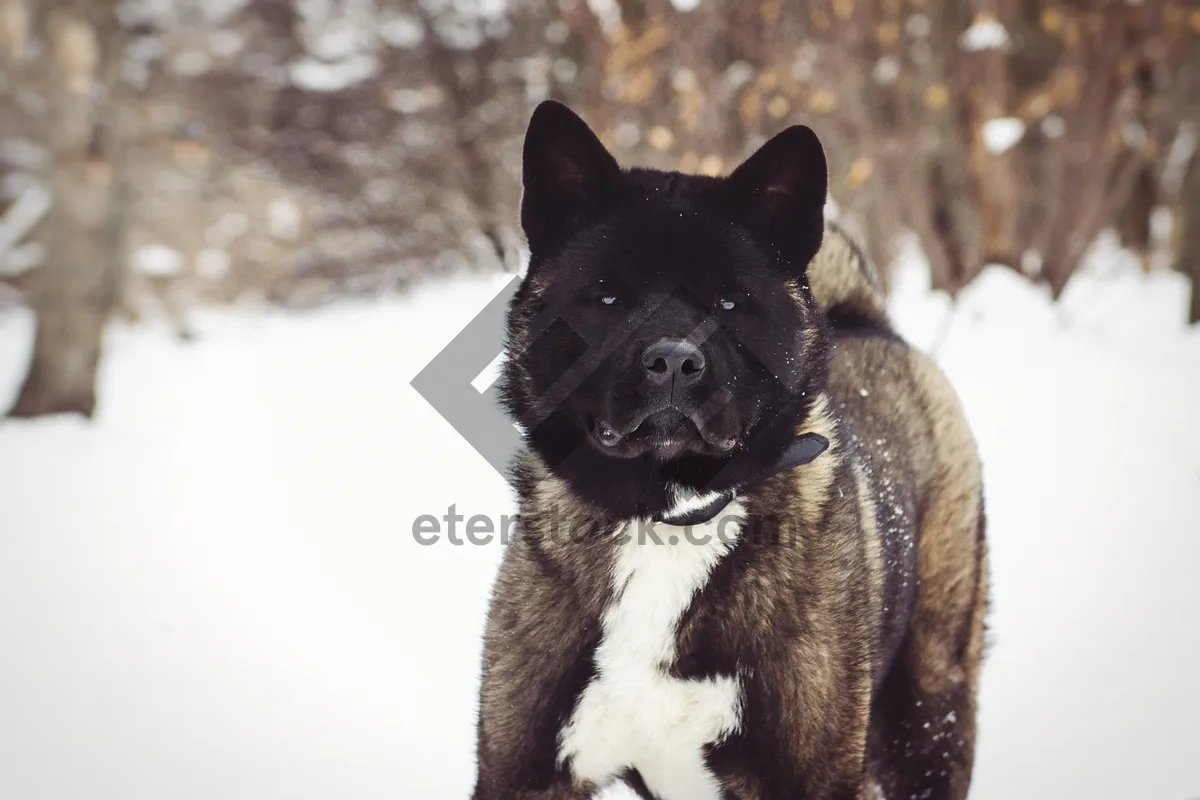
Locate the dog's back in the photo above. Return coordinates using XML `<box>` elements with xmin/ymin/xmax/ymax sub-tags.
<box><xmin>809</xmin><ymin>224</ymin><xmax>989</xmax><ymax>798</ymax></box>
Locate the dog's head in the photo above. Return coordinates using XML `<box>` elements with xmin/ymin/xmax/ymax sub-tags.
<box><xmin>503</xmin><ymin>101</ymin><xmax>831</xmax><ymax>516</ymax></box>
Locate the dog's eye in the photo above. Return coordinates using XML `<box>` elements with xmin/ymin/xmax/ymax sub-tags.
<box><xmin>600</xmin><ymin>295</ymin><xmax>617</xmax><ymax>306</ymax></box>
<box><xmin>718</xmin><ymin>298</ymin><xmax>737</xmax><ymax>311</ymax></box>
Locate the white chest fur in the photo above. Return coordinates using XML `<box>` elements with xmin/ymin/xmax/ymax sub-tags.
<box><xmin>557</xmin><ymin>504</ymin><xmax>744</xmax><ymax>800</ymax></box>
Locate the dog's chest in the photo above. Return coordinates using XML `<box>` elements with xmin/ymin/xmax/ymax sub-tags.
<box><xmin>558</xmin><ymin>511</ymin><xmax>744</xmax><ymax>800</ymax></box>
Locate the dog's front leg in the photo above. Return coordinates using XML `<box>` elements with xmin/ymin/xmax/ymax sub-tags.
<box><xmin>472</xmin><ymin>539</ymin><xmax>601</xmax><ymax>800</ymax></box>
<box><xmin>729</xmin><ymin>643</ymin><xmax>872</xmax><ymax>800</ymax></box>
<box><xmin>473</xmin><ymin>623</ymin><xmax>596</xmax><ymax>800</ymax></box>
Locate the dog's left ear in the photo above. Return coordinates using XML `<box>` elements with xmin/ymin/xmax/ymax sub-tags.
<box><xmin>726</xmin><ymin>125</ymin><xmax>828</xmax><ymax>272</ymax></box>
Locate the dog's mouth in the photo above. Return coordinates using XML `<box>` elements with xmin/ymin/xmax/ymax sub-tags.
<box><xmin>590</xmin><ymin>405</ymin><xmax>739</xmax><ymax>460</ymax></box>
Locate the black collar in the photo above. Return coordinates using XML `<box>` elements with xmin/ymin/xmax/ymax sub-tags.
<box><xmin>655</xmin><ymin>432</ymin><xmax>829</xmax><ymax>526</ymax></box>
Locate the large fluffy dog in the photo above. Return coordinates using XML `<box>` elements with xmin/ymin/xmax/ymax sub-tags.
<box><xmin>473</xmin><ymin>101</ymin><xmax>988</xmax><ymax>800</ymax></box>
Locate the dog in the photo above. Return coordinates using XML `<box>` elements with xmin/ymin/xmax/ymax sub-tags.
<box><xmin>472</xmin><ymin>100</ymin><xmax>988</xmax><ymax>800</ymax></box>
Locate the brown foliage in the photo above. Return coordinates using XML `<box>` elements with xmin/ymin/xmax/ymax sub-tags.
<box><xmin>3</xmin><ymin>0</ymin><xmax>1198</xmax><ymax>325</ymax></box>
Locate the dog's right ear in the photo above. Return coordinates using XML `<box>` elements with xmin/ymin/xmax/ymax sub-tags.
<box><xmin>521</xmin><ymin>101</ymin><xmax>623</xmax><ymax>254</ymax></box>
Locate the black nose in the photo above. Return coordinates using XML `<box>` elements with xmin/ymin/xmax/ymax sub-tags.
<box><xmin>641</xmin><ymin>338</ymin><xmax>706</xmax><ymax>385</ymax></box>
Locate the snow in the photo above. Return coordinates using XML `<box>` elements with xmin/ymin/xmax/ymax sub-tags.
<box><xmin>195</xmin><ymin>248</ymin><xmax>231</xmax><ymax>281</ymax></box>
<box><xmin>214</xmin><ymin>211</ymin><xmax>249</xmax><ymax>242</ymax></box>
<box><xmin>2</xmin><ymin>252</ymin><xmax>1199</xmax><ymax>800</ymax></box>
<box><xmin>586</xmin><ymin>0</ymin><xmax>622</xmax><ymax>34</ymax></box>
<box><xmin>0</xmin><ymin>241</ymin><xmax>42</xmax><ymax>275</ymax></box>
<box><xmin>307</xmin><ymin>18</ymin><xmax>370</xmax><ymax>62</ymax></box>
<box><xmin>379</xmin><ymin>14</ymin><xmax>426</xmax><ymax>49</ymax></box>
<box><xmin>199</xmin><ymin>0</ymin><xmax>251</xmax><ymax>25</ymax></box>
<box><xmin>982</xmin><ymin>117</ymin><xmax>1026</xmax><ymax>155</ymax></box>
<box><xmin>0</xmin><ymin>182</ymin><xmax>51</xmax><ymax>262</ymax></box>
<box><xmin>388</xmin><ymin>88</ymin><xmax>434</xmax><ymax>114</ymax></box>
<box><xmin>169</xmin><ymin>50</ymin><xmax>214</xmax><ymax>77</ymax></box>
<box><xmin>960</xmin><ymin>16</ymin><xmax>1010</xmax><ymax>52</ymax></box>
<box><xmin>615</xmin><ymin>121</ymin><xmax>641</xmax><ymax>149</ymax></box>
<box><xmin>905</xmin><ymin>13</ymin><xmax>931</xmax><ymax>39</ymax></box>
<box><xmin>133</xmin><ymin>243</ymin><xmax>185</xmax><ymax>277</ymax></box>
<box><xmin>208</xmin><ymin>29</ymin><xmax>246</xmax><ymax>58</ymax></box>
<box><xmin>289</xmin><ymin>53</ymin><xmax>381</xmax><ymax>93</ymax></box>
<box><xmin>1162</xmin><ymin>123</ymin><xmax>1197</xmax><ymax>194</ymax></box>
<box><xmin>0</xmin><ymin>138</ymin><xmax>49</xmax><ymax>171</ymax></box>
<box><xmin>266</xmin><ymin>198</ymin><xmax>302</xmax><ymax>241</ymax></box>
<box><xmin>1041</xmin><ymin>114</ymin><xmax>1066</xmax><ymax>139</ymax></box>
<box><xmin>872</xmin><ymin>56</ymin><xmax>900</xmax><ymax>85</ymax></box>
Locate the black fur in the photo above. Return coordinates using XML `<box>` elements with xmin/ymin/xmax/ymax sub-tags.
<box><xmin>502</xmin><ymin>101</ymin><xmax>831</xmax><ymax>519</ymax></box>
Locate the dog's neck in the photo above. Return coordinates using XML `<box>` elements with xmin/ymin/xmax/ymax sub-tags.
<box><xmin>656</xmin><ymin>432</ymin><xmax>829</xmax><ymax>525</ymax></box>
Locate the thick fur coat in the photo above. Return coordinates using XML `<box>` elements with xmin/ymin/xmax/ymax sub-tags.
<box><xmin>473</xmin><ymin>101</ymin><xmax>988</xmax><ymax>800</ymax></box>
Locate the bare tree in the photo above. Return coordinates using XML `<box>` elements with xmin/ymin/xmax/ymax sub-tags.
<box><xmin>6</xmin><ymin>0</ymin><xmax>127</xmax><ymax>418</ymax></box>
<box><xmin>1177</xmin><ymin>131</ymin><xmax>1200</xmax><ymax>324</ymax></box>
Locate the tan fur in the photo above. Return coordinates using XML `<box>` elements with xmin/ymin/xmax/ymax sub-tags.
<box><xmin>807</xmin><ymin>222</ymin><xmax>890</xmax><ymax>327</ymax></box>
<box><xmin>793</xmin><ymin>392</ymin><xmax>840</xmax><ymax>531</ymax></box>
<box><xmin>905</xmin><ymin>351</ymin><xmax>985</xmax><ymax>697</ymax></box>
<box><xmin>853</xmin><ymin>460</ymin><xmax>887</xmax><ymax>683</ymax></box>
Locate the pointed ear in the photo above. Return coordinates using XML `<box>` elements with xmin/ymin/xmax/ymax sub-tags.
<box><xmin>521</xmin><ymin>100</ymin><xmax>624</xmax><ymax>254</ymax></box>
<box><xmin>726</xmin><ymin>125</ymin><xmax>828</xmax><ymax>271</ymax></box>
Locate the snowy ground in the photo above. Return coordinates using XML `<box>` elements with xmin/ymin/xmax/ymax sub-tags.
<box><xmin>1</xmin><ymin>247</ymin><xmax>1198</xmax><ymax>800</ymax></box>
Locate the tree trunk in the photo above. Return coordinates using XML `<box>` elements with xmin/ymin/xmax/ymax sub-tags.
<box><xmin>1178</xmin><ymin>145</ymin><xmax>1200</xmax><ymax>325</ymax></box>
<box><xmin>8</xmin><ymin>1</ymin><xmax>125</xmax><ymax>419</ymax></box>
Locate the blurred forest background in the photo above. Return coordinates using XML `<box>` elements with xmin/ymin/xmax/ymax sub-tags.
<box><xmin>1</xmin><ymin>0</ymin><xmax>1198</xmax><ymax>417</ymax></box>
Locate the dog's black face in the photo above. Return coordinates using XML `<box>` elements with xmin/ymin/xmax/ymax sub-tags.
<box><xmin>522</xmin><ymin>206</ymin><xmax>808</xmax><ymax>462</ymax></box>
<box><xmin>503</xmin><ymin>101</ymin><xmax>831</xmax><ymax>516</ymax></box>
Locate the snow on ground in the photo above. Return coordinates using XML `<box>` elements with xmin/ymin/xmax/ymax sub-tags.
<box><xmin>1</xmin><ymin>252</ymin><xmax>1199</xmax><ymax>800</ymax></box>
<box><xmin>981</xmin><ymin>117</ymin><xmax>1026</xmax><ymax>155</ymax></box>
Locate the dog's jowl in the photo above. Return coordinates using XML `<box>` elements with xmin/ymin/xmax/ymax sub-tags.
<box><xmin>473</xmin><ymin>101</ymin><xmax>988</xmax><ymax>800</ymax></box>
